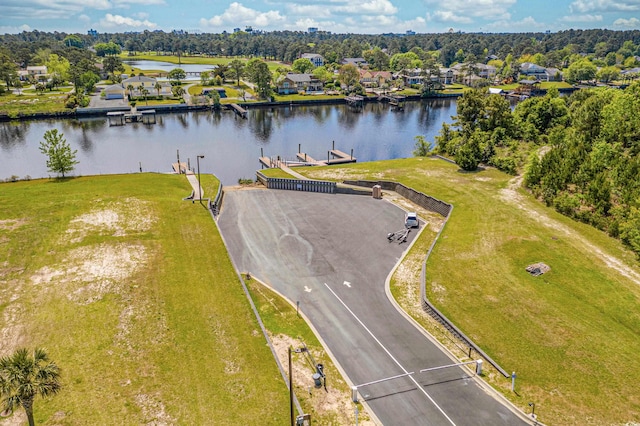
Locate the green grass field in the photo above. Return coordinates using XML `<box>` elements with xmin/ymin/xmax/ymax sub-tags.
<box><xmin>0</xmin><ymin>91</ymin><xmax>71</xmax><ymax>116</ymax></box>
<box><xmin>298</xmin><ymin>157</ymin><xmax>640</xmax><ymax>426</ymax></box>
<box><xmin>0</xmin><ymin>174</ymin><xmax>290</xmax><ymax>425</ymax></box>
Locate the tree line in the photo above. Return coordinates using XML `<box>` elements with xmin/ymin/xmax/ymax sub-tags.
<box><xmin>424</xmin><ymin>82</ymin><xmax>640</xmax><ymax>258</ymax></box>
<box><xmin>2</xmin><ymin>28</ymin><xmax>639</xmax><ymax>66</ymax></box>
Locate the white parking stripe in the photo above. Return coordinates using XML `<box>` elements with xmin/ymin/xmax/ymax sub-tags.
<box><xmin>324</xmin><ymin>283</ymin><xmax>457</xmax><ymax>426</ymax></box>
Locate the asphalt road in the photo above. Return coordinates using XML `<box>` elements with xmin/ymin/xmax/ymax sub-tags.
<box><xmin>218</xmin><ymin>188</ymin><xmax>529</xmax><ymax>426</ymax></box>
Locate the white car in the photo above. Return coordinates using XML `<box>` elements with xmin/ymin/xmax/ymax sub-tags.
<box><xmin>405</xmin><ymin>212</ymin><xmax>419</xmax><ymax>228</ymax></box>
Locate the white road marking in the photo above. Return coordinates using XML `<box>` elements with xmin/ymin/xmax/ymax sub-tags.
<box><xmin>343</xmin><ymin>280</ymin><xmax>351</xmax><ymax>288</ymax></box>
<box><xmin>304</xmin><ymin>286</ymin><xmax>312</xmax><ymax>293</ymax></box>
<box><xmin>324</xmin><ymin>283</ymin><xmax>457</xmax><ymax>426</ymax></box>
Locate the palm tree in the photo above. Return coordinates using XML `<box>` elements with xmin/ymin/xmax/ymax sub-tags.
<box><xmin>0</xmin><ymin>348</ymin><xmax>61</xmax><ymax>426</ymax></box>
<box><xmin>126</xmin><ymin>83</ymin><xmax>135</xmax><ymax>99</ymax></box>
<box><xmin>141</xmin><ymin>87</ymin><xmax>150</xmax><ymax>105</ymax></box>
<box><xmin>154</xmin><ymin>81</ymin><xmax>162</xmax><ymax>97</ymax></box>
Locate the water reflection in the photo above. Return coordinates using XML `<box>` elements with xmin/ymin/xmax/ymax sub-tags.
<box><xmin>1</xmin><ymin>99</ymin><xmax>457</xmax><ymax>185</ymax></box>
<box><xmin>0</xmin><ymin>121</ymin><xmax>29</xmax><ymax>150</ymax></box>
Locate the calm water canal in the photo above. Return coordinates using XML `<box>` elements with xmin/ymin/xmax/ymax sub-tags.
<box><xmin>1</xmin><ymin>99</ymin><xmax>456</xmax><ymax>185</ymax></box>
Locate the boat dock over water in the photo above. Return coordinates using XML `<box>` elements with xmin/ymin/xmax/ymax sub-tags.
<box><xmin>259</xmin><ymin>142</ymin><xmax>356</xmax><ymax>169</ymax></box>
<box><xmin>107</xmin><ymin>110</ymin><xmax>156</xmax><ymax>126</ymax></box>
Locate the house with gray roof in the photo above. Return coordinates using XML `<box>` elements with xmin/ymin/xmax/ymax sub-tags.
<box><xmin>276</xmin><ymin>73</ymin><xmax>323</xmax><ymax>94</ymax></box>
<box><xmin>301</xmin><ymin>53</ymin><xmax>324</xmax><ymax>68</ymax></box>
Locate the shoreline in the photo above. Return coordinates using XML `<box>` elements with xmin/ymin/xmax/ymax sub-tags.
<box><xmin>0</xmin><ymin>92</ymin><xmax>460</xmax><ymax>122</ymax></box>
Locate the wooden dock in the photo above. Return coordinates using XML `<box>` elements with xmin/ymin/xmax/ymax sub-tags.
<box><xmin>259</xmin><ymin>157</ymin><xmax>276</xmax><ymax>168</ymax></box>
<box><xmin>296</xmin><ymin>153</ymin><xmax>325</xmax><ymax>165</ymax></box>
<box><xmin>328</xmin><ymin>149</ymin><xmax>356</xmax><ymax>164</ymax></box>
<box><xmin>228</xmin><ymin>103</ymin><xmax>247</xmax><ymax>118</ymax></box>
<box><xmin>345</xmin><ymin>95</ymin><xmax>364</xmax><ymax>108</ymax></box>
<box><xmin>107</xmin><ymin>109</ymin><xmax>156</xmax><ymax>125</ymax></box>
<box><xmin>378</xmin><ymin>94</ymin><xmax>405</xmax><ymax>110</ymax></box>
<box><xmin>261</xmin><ymin>142</ymin><xmax>356</xmax><ymax>169</ymax></box>
<box><xmin>172</xmin><ymin>162</ymin><xmax>188</xmax><ymax>174</ymax></box>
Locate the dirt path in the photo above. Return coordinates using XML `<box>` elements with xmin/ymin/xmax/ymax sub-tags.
<box><xmin>499</xmin><ymin>176</ymin><xmax>640</xmax><ymax>285</ymax></box>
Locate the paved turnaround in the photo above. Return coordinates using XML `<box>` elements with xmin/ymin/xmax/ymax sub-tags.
<box><xmin>218</xmin><ymin>189</ymin><xmax>529</xmax><ymax>426</ymax></box>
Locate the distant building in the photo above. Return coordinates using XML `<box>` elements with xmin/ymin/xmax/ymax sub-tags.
<box><xmin>233</xmin><ymin>28</ymin><xmax>241</xmax><ymax>33</ymax></box>
<box><xmin>88</xmin><ymin>28</ymin><xmax>98</xmax><ymax>37</ymax></box>
<box><xmin>520</xmin><ymin>62</ymin><xmax>563</xmax><ymax>81</ymax></box>
<box><xmin>341</xmin><ymin>58</ymin><xmax>369</xmax><ymax>68</ymax></box>
<box><xmin>308</xmin><ymin>27</ymin><xmax>318</xmax><ymax>33</ymax></box>
<box><xmin>301</xmin><ymin>53</ymin><xmax>324</xmax><ymax>68</ymax></box>
<box><xmin>245</xmin><ymin>26</ymin><xmax>253</xmax><ymax>33</ymax></box>
<box><xmin>406</xmin><ymin>30</ymin><xmax>416</xmax><ymax>35</ymax></box>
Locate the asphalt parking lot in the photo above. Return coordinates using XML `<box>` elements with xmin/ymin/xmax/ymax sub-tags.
<box><xmin>218</xmin><ymin>188</ymin><xmax>528</xmax><ymax>426</ymax></box>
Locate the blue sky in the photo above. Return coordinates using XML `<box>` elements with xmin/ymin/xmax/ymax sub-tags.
<box><xmin>1</xmin><ymin>0</ymin><xmax>639</xmax><ymax>35</ymax></box>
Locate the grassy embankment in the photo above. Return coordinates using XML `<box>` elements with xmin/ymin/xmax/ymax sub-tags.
<box><xmin>0</xmin><ymin>88</ymin><xmax>74</xmax><ymax>117</ymax></box>
<box><xmin>0</xmin><ymin>174</ymin><xmax>292</xmax><ymax>425</ymax></box>
<box><xmin>296</xmin><ymin>157</ymin><xmax>640</xmax><ymax>426</ymax></box>
<box><xmin>245</xmin><ymin>277</ymin><xmax>369</xmax><ymax>424</ymax></box>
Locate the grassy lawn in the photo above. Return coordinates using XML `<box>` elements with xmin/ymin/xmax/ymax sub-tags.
<box><xmin>272</xmin><ymin>92</ymin><xmax>343</xmax><ymax>102</ymax></box>
<box><xmin>260</xmin><ymin>168</ymin><xmax>298</xmax><ymax>179</ymax></box>
<box><xmin>0</xmin><ymin>174</ymin><xmax>289</xmax><ymax>425</ymax></box>
<box><xmin>296</xmin><ymin>157</ymin><xmax>640</xmax><ymax>426</ymax></box>
<box><xmin>0</xmin><ymin>92</ymin><xmax>71</xmax><ymax>116</ymax></box>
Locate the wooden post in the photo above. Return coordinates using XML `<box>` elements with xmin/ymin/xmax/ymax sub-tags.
<box><xmin>351</xmin><ymin>148</ymin><xmax>353</xmax><ymax>160</ymax></box>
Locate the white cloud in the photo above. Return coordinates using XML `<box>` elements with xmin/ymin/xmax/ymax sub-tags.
<box><xmin>289</xmin><ymin>4</ymin><xmax>332</xmax><ymax>18</ymax></box>
<box><xmin>99</xmin><ymin>13</ymin><xmax>157</xmax><ymax>28</ymax></box>
<box><xmin>335</xmin><ymin>0</ymin><xmax>398</xmax><ymax>15</ymax></box>
<box><xmin>200</xmin><ymin>2</ymin><xmax>286</xmax><ymax>28</ymax></box>
<box><xmin>570</xmin><ymin>0</ymin><xmax>640</xmax><ymax>13</ymax></box>
<box><xmin>79</xmin><ymin>14</ymin><xmax>92</xmax><ymax>22</ymax></box>
<box><xmin>0</xmin><ymin>24</ymin><xmax>31</xmax><ymax>33</ymax></box>
<box><xmin>613</xmin><ymin>16</ymin><xmax>640</xmax><ymax>27</ymax></box>
<box><xmin>424</xmin><ymin>0</ymin><xmax>515</xmax><ymax>21</ymax></box>
<box><xmin>429</xmin><ymin>11</ymin><xmax>473</xmax><ymax>24</ymax></box>
<box><xmin>112</xmin><ymin>0</ymin><xmax>164</xmax><ymax>5</ymax></box>
<box><xmin>559</xmin><ymin>13</ymin><xmax>604</xmax><ymax>22</ymax></box>
<box><xmin>485</xmin><ymin>16</ymin><xmax>546</xmax><ymax>31</ymax></box>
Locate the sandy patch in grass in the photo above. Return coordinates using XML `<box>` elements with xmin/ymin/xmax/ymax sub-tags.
<box><xmin>303</xmin><ymin>169</ymin><xmax>369</xmax><ymax>181</ymax></box>
<box><xmin>31</xmin><ymin>242</ymin><xmax>148</xmax><ymax>305</ymax></box>
<box><xmin>66</xmin><ymin>198</ymin><xmax>155</xmax><ymax>243</ymax></box>
<box><xmin>135</xmin><ymin>393</ymin><xmax>176</xmax><ymax>426</ymax></box>
<box><xmin>499</xmin><ymin>176</ymin><xmax>640</xmax><ymax>286</ymax></box>
<box><xmin>0</xmin><ymin>219</ymin><xmax>28</xmax><ymax>231</ymax></box>
<box><xmin>0</xmin><ymin>303</ymin><xmax>26</xmax><ymax>358</ymax></box>
<box><xmin>0</xmin><ymin>410</ymin><xmax>26</xmax><ymax>426</ymax></box>
<box><xmin>270</xmin><ymin>334</ymin><xmax>374</xmax><ymax>426</ymax></box>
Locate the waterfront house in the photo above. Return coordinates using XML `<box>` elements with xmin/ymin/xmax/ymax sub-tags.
<box><xmin>122</xmin><ymin>76</ymin><xmax>157</xmax><ymax>91</ymax></box>
<box><xmin>276</xmin><ymin>73</ymin><xmax>323</xmax><ymax>94</ymax></box>
<box><xmin>301</xmin><ymin>53</ymin><xmax>325</xmax><ymax>68</ymax></box>
<box><xmin>358</xmin><ymin>70</ymin><xmax>392</xmax><ymax>87</ymax></box>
